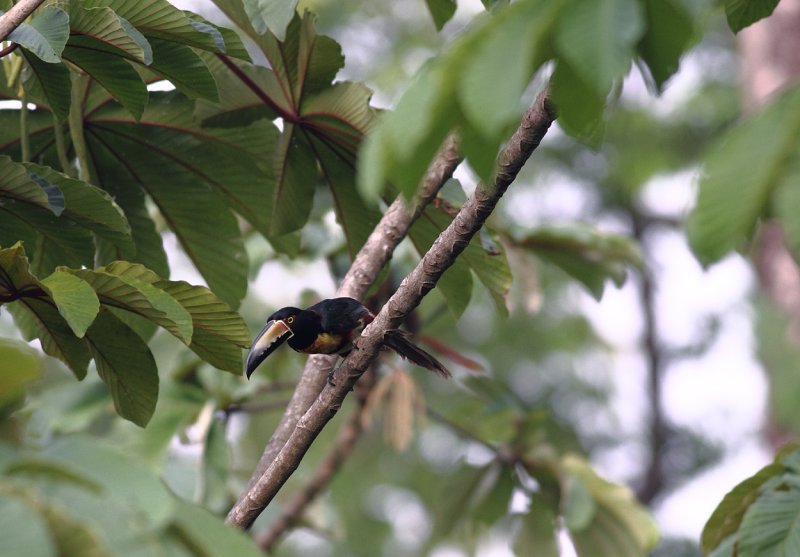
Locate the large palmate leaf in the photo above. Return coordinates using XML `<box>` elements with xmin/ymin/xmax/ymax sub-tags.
<box><xmin>0</xmin><ymin>89</ymin><xmax>268</xmax><ymax>307</ymax></box>
<box><xmin>200</xmin><ymin>8</ymin><xmax>381</xmax><ymax>257</ymax></box>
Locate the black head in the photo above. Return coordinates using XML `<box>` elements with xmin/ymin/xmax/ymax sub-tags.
<box><xmin>245</xmin><ymin>307</ymin><xmax>301</xmax><ymax>378</ymax></box>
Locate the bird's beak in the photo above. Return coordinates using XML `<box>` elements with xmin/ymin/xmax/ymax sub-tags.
<box><xmin>245</xmin><ymin>320</ymin><xmax>293</xmax><ymax>378</ymax></box>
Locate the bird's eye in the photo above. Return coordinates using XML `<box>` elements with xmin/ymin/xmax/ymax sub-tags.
<box><xmin>286</xmin><ymin>316</ymin><xmax>294</xmax><ymax>324</ymax></box>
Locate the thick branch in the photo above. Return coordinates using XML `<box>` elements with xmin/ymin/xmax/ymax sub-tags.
<box><xmin>226</xmin><ymin>88</ymin><xmax>555</xmax><ymax>529</ymax></box>
<box><xmin>0</xmin><ymin>0</ymin><xmax>45</xmax><ymax>42</ymax></box>
<box><xmin>256</xmin><ymin>370</ymin><xmax>376</xmax><ymax>552</ymax></box>
<box><xmin>233</xmin><ymin>134</ymin><xmax>462</xmax><ymax>506</ymax></box>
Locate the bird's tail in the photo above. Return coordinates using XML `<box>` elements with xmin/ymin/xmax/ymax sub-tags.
<box><xmin>383</xmin><ymin>329</ymin><xmax>452</xmax><ymax>378</ymax></box>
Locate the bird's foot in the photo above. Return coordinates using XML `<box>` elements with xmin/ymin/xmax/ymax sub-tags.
<box><xmin>327</xmin><ymin>367</ymin><xmax>336</xmax><ymax>387</ymax></box>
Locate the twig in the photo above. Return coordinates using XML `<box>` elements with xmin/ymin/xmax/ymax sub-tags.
<box><xmin>232</xmin><ymin>134</ymin><xmax>462</xmax><ymax>507</ymax></box>
<box><xmin>0</xmin><ymin>42</ymin><xmax>18</xmax><ymax>58</ymax></box>
<box><xmin>0</xmin><ymin>0</ymin><xmax>45</xmax><ymax>42</ymax></box>
<box><xmin>226</xmin><ymin>88</ymin><xmax>556</xmax><ymax>529</ymax></box>
<box><xmin>256</xmin><ymin>369</ymin><xmax>377</xmax><ymax>552</ymax></box>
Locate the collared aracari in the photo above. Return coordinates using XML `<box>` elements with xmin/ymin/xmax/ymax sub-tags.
<box><xmin>245</xmin><ymin>297</ymin><xmax>451</xmax><ymax>381</ymax></box>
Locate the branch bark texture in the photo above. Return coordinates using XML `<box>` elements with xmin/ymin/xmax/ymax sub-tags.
<box><xmin>0</xmin><ymin>0</ymin><xmax>45</xmax><ymax>42</ymax></box>
<box><xmin>227</xmin><ymin>89</ymin><xmax>555</xmax><ymax>529</ymax></box>
<box><xmin>232</xmin><ymin>135</ymin><xmax>462</xmax><ymax>506</ymax></box>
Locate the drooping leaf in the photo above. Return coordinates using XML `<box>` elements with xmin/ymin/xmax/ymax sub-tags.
<box><xmin>412</xmin><ymin>204</ymin><xmax>512</xmax><ymax>315</ymax></box>
<box><xmin>84</xmin><ymin>309</ymin><xmax>158</xmax><ymax>426</ymax></box>
<box><xmin>65</xmin><ymin>265</ymin><xmax>192</xmax><ymax>344</ymax></box>
<box><xmin>242</xmin><ymin>0</ymin><xmax>298</xmax><ymax>40</ymax></box>
<box><xmin>636</xmin><ymin>0</ymin><xmax>697</xmax><ymax>90</ymax></box>
<box><xmin>425</xmin><ymin>0</ymin><xmax>457</xmax><ymax>31</ymax></box>
<box><xmin>0</xmin><ymin>155</ymin><xmax>63</xmax><ymax>213</ymax></box>
<box><xmin>6</xmin><ymin>6</ymin><xmax>70</xmax><ymax>63</ymax></box>
<box><xmin>24</xmin><ymin>162</ymin><xmax>134</xmax><ymax>255</ymax></box>
<box><xmin>550</xmin><ymin>57</ymin><xmax>606</xmax><ymax>145</ymax></box>
<box><xmin>62</xmin><ymin>46</ymin><xmax>149</xmax><ymax>120</ymax></box>
<box><xmin>40</xmin><ymin>270</ymin><xmax>100</xmax><ymax>338</ymax></box>
<box><xmin>688</xmin><ymin>85</ymin><xmax>800</xmax><ymax>265</ymax></box>
<box><xmin>65</xmin><ymin>3</ymin><xmax>153</xmax><ymax>64</ymax></box>
<box><xmin>21</xmin><ymin>52</ymin><xmax>72</xmax><ymax>121</ymax></box>
<box><xmin>724</xmin><ymin>0</ymin><xmax>780</xmax><ymax>33</ymax></box>
<box><xmin>563</xmin><ymin>455</ymin><xmax>659</xmax><ymax>557</ymax></box>
<box><xmin>519</xmin><ymin>224</ymin><xmax>644</xmax><ymax>300</ymax></box>
<box><xmin>155</xmin><ymin>278</ymin><xmax>250</xmax><ymax>373</ymax></box>
<box><xmin>555</xmin><ymin>0</ymin><xmax>644</xmax><ymax>96</ymax></box>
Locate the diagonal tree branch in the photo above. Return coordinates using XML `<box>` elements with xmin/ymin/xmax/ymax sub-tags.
<box><xmin>232</xmin><ymin>134</ymin><xmax>462</xmax><ymax>507</ymax></box>
<box><xmin>226</xmin><ymin>88</ymin><xmax>555</xmax><ymax>529</ymax></box>
<box><xmin>0</xmin><ymin>0</ymin><xmax>45</xmax><ymax>42</ymax></box>
<box><xmin>255</xmin><ymin>368</ymin><xmax>377</xmax><ymax>552</ymax></box>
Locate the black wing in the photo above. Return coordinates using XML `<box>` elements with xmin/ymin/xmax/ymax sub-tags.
<box><xmin>307</xmin><ymin>297</ymin><xmax>373</xmax><ymax>335</ymax></box>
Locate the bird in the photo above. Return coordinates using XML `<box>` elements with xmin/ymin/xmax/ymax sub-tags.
<box><xmin>245</xmin><ymin>297</ymin><xmax>451</xmax><ymax>383</ymax></box>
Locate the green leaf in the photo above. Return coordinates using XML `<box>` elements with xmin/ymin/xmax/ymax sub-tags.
<box><xmin>425</xmin><ymin>0</ymin><xmax>457</xmax><ymax>31</ymax></box>
<box><xmin>555</xmin><ymin>0</ymin><xmax>644</xmax><ymax>96</ymax></box>
<box><xmin>724</xmin><ymin>0</ymin><xmax>780</xmax><ymax>33</ymax></box>
<box><xmin>519</xmin><ymin>224</ymin><xmax>643</xmax><ymax>300</ymax></box>
<box><xmin>688</xmin><ymin>86</ymin><xmax>800</xmax><ymax>265</ymax></box>
<box><xmin>63</xmin><ymin>47</ymin><xmax>149</xmax><ymax>120</ymax></box>
<box><xmin>23</xmin><ymin>163</ymin><xmax>134</xmax><ymax>255</ymax></box>
<box><xmin>0</xmin><ymin>495</ymin><xmax>56</xmax><ymax>557</ymax></box>
<box><xmin>773</xmin><ymin>159</ymin><xmax>800</xmax><ymax>263</ymax></box>
<box><xmin>7</xmin><ymin>6</ymin><xmax>69</xmax><ymax>63</ymax></box>
<box><xmin>10</xmin><ymin>298</ymin><xmax>92</xmax><ymax>379</ymax></box>
<box><xmin>563</xmin><ymin>474</ymin><xmax>596</xmax><ymax>531</ymax></box>
<box><xmin>0</xmin><ymin>155</ymin><xmax>63</xmax><ymax>213</ymax></box>
<box><xmin>563</xmin><ymin>454</ymin><xmax>658</xmax><ymax>557</ymax></box>
<box><xmin>409</xmin><ymin>209</ymin><xmax>473</xmax><ymax>318</ymax></box>
<box><xmin>155</xmin><ymin>278</ymin><xmax>250</xmax><ymax>373</ymax></box>
<box><xmin>140</xmin><ymin>38</ymin><xmax>218</xmax><ymax>101</ymax></box>
<box><xmin>270</xmin><ymin>122</ymin><xmax>317</xmax><ymax>236</ymax></box>
<box><xmin>550</xmin><ymin>54</ymin><xmax>606</xmax><ymax>145</ymax></box>
<box><xmin>65</xmin><ymin>4</ymin><xmax>153</xmax><ymax>64</ymax></box>
<box><xmin>636</xmin><ymin>0</ymin><xmax>696</xmax><ymax>90</ymax></box>
<box><xmin>414</xmin><ymin>204</ymin><xmax>512</xmax><ymax>315</ymax></box>
<box><xmin>170</xmin><ymin>499</ymin><xmax>264</xmax><ymax>557</ymax></box>
<box><xmin>40</xmin><ymin>270</ymin><xmax>100</xmax><ymax>338</ymax></box>
<box><xmin>242</xmin><ymin>0</ymin><xmax>298</xmax><ymax>40</ymax></box>
<box><xmin>459</xmin><ymin>0</ymin><xmax>562</xmax><ymax>145</ymax></box>
<box><xmin>84</xmin><ymin>309</ymin><xmax>158</xmax><ymax>427</ymax></box>
<box><xmin>512</xmin><ymin>495</ymin><xmax>559</xmax><ymax>557</ymax></box>
<box><xmin>92</xmin><ymin>0</ymin><xmax>221</xmax><ymax>52</ymax></box>
<box><xmin>21</xmin><ymin>51</ymin><xmax>72</xmax><ymax>121</ymax></box>
<box><xmin>0</xmin><ymin>338</ymin><xmax>42</xmax><ymax>408</ymax></box>
<box><xmin>738</xmin><ymin>483</ymin><xmax>800</xmax><ymax>556</ymax></box>
<box><xmin>66</xmin><ymin>265</ymin><xmax>192</xmax><ymax>344</ymax></box>
<box><xmin>701</xmin><ymin>462</ymin><xmax>784</xmax><ymax>554</ymax></box>
<box><xmin>40</xmin><ymin>436</ymin><xmax>176</xmax><ymax>528</ymax></box>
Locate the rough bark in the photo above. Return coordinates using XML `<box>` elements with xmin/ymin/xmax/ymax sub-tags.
<box><xmin>0</xmin><ymin>0</ymin><xmax>45</xmax><ymax>42</ymax></box>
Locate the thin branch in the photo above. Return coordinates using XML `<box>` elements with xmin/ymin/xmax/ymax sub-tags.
<box><xmin>256</xmin><ymin>369</ymin><xmax>377</xmax><ymax>552</ymax></box>
<box><xmin>226</xmin><ymin>88</ymin><xmax>556</xmax><ymax>529</ymax></box>
<box><xmin>231</xmin><ymin>134</ymin><xmax>462</xmax><ymax>508</ymax></box>
<box><xmin>631</xmin><ymin>211</ymin><xmax>669</xmax><ymax>504</ymax></box>
<box><xmin>0</xmin><ymin>0</ymin><xmax>45</xmax><ymax>42</ymax></box>
<box><xmin>0</xmin><ymin>42</ymin><xmax>18</xmax><ymax>58</ymax></box>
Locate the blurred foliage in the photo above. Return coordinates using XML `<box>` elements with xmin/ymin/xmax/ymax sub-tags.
<box><xmin>0</xmin><ymin>0</ymin><xmax>794</xmax><ymax>556</ymax></box>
